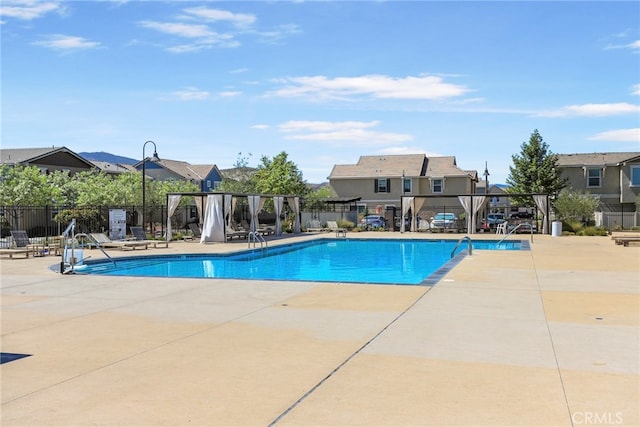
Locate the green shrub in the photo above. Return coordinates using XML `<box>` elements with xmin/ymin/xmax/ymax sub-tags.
<box><xmin>563</xmin><ymin>220</ymin><xmax>583</xmax><ymax>234</ymax></box>
<box><xmin>337</xmin><ymin>220</ymin><xmax>355</xmax><ymax>230</ymax></box>
<box><xmin>583</xmin><ymin>226</ymin><xmax>608</xmax><ymax>236</ymax></box>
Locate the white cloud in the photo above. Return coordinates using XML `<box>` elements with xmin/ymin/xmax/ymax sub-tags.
<box><xmin>269</xmin><ymin>74</ymin><xmax>470</xmax><ymax>101</ymax></box>
<box><xmin>279</xmin><ymin>120</ymin><xmax>380</xmax><ymax>132</ymax></box>
<box><xmin>32</xmin><ymin>34</ymin><xmax>101</xmax><ymax>51</ymax></box>
<box><xmin>251</xmin><ymin>124</ymin><xmax>270</xmax><ymax>130</ymax></box>
<box><xmin>277</xmin><ymin>120</ymin><xmax>412</xmax><ymax>146</ymax></box>
<box><xmin>183</xmin><ymin>7</ymin><xmax>256</xmax><ymax>28</ymax></box>
<box><xmin>172</xmin><ymin>87</ymin><xmax>210</xmax><ymax>101</ymax></box>
<box><xmin>0</xmin><ymin>0</ymin><xmax>62</xmax><ymax>20</ymax></box>
<box><xmin>139</xmin><ymin>21</ymin><xmax>217</xmax><ymax>38</ymax></box>
<box><xmin>219</xmin><ymin>91</ymin><xmax>242</xmax><ymax>97</ymax></box>
<box><xmin>605</xmin><ymin>39</ymin><xmax>640</xmax><ymax>51</ymax></box>
<box><xmin>588</xmin><ymin>128</ymin><xmax>640</xmax><ymax>142</ymax></box>
<box><xmin>535</xmin><ymin>102</ymin><xmax>640</xmax><ymax>117</ymax></box>
<box><xmin>631</xmin><ymin>84</ymin><xmax>640</xmax><ymax>96</ymax></box>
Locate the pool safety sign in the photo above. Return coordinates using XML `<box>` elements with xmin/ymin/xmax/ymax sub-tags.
<box><xmin>109</xmin><ymin>209</ymin><xmax>127</xmax><ymax>240</ymax></box>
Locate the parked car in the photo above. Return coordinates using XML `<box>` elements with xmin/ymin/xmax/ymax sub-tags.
<box><xmin>509</xmin><ymin>211</ymin><xmax>534</xmax><ymax>219</ymax></box>
<box><xmin>431</xmin><ymin>212</ymin><xmax>457</xmax><ymax>229</ymax></box>
<box><xmin>360</xmin><ymin>215</ymin><xmax>386</xmax><ymax>228</ymax></box>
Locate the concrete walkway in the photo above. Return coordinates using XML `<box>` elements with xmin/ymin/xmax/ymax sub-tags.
<box><xmin>1</xmin><ymin>233</ymin><xmax>638</xmax><ymax>426</ymax></box>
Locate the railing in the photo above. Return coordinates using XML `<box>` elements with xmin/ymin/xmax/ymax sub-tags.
<box><xmin>496</xmin><ymin>222</ymin><xmax>534</xmax><ymax>245</ymax></box>
<box><xmin>248</xmin><ymin>231</ymin><xmax>267</xmax><ymax>249</ymax></box>
<box><xmin>61</xmin><ymin>219</ymin><xmax>116</xmax><ymax>274</ymax></box>
<box><xmin>451</xmin><ymin>236</ymin><xmax>473</xmax><ymax>258</ymax></box>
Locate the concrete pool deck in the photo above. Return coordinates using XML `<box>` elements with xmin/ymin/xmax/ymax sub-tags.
<box><xmin>1</xmin><ymin>232</ymin><xmax>638</xmax><ymax>426</ymax></box>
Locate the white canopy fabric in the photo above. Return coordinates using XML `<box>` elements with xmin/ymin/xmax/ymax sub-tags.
<box><xmin>458</xmin><ymin>196</ymin><xmax>472</xmax><ymax>233</ymax></box>
<box><xmin>247</xmin><ymin>195</ymin><xmax>267</xmax><ymax>232</ymax></box>
<box><xmin>274</xmin><ymin>196</ymin><xmax>284</xmax><ymax>236</ymax></box>
<box><xmin>224</xmin><ymin>194</ymin><xmax>233</xmax><ymax>230</ymax></box>
<box><xmin>533</xmin><ymin>194</ymin><xmax>549</xmax><ymax>234</ymax></box>
<box><xmin>400</xmin><ymin>196</ymin><xmax>414</xmax><ymax>233</ymax></box>
<box><xmin>457</xmin><ymin>196</ymin><xmax>487</xmax><ymax>233</ymax></box>
<box><xmin>413</xmin><ymin>197</ymin><xmax>426</xmax><ymax>231</ymax></box>
<box><xmin>194</xmin><ymin>196</ymin><xmax>206</xmax><ymax>226</ymax></box>
<box><xmin>287</xmin><ymin>196</ymin><xmax>301</xmax><ymax>233</ymax></box>
<box><xmin>200</xmin><ymin>194</ymin><xmax>225</xmax><ymax>243</ymax></box>
<box><xmin>472</xmin><ymin>196</ymin><xmax>487</xmax><ymax>233</ymax></box>
<box><xmin>165</xmin><ymin>195</ymin><xmax>181</xmax><ymax>241</ymax></box>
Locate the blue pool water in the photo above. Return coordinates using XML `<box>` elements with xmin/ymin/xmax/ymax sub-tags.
<box><xmin>78</xmin><ymin>238</ymin><xmax>524</xmax><ymax>286</ymax></box>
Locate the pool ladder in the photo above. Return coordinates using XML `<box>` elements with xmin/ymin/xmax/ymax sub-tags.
<box><xmin>496</xmin><ymin>222</ymin><xmax>534</xmax><ymax>245</ymax></box>
<box><xmin>450</xmin><ymin>236</ymin><xmax>473</xmax><ymax>258</ymax></box>
<box><xmin>248</xmin><ymin>231</ymin><xmax>267</xmax><ymax>249</ymax></box>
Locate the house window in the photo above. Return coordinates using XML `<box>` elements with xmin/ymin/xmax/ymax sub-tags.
<box><xmin>587</xmin><ymin>168</ymin><xmax>601</xmax><ymax>187</ymax></box>
<box><xmin>432</xmin><ymin>178</ymin><xmax>443</xmax><ymax>193</ymax></box>
<box><xmin>375</xmin><ymin>178</ymin><xmax>390</xmax><ymax>193</ymax></box>
<box><xmin>206</xmin><ymin>180</ymin><xmax>211</xmax><ymax>189</ymax></box>
<box><xmin>631</xmin><ymin>166</ymin><xmax>640</xmax><ymax>187</ymax></box>
<box><xmin>214</xmin><ymin>181</ymin><xmax>221</xmax><ymax>189</ymax></box>
<box><xmin>403</xmin><ymin>178</ymin><xmax>412</xmax><ymax>194</ymax></box>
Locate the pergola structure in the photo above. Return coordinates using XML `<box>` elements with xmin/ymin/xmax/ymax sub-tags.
<box><xmin>400</xmin><ymin>193</ymin><xmax>551</xmax><ymax>234</ymax></box>
<box><xmin>165</xmin><ymin>192</ymin><xmax>301</xmax><ymax>243</ymax></box>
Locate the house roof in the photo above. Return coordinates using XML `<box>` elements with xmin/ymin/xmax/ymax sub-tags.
<box><xmin>556</xmin><ymin>152</ymin><xmax>640</xmax><ymax>167</ymax></box>
<box><xmin>91</xmin><ymin>161</ymin><xmax>136</xmax><ymax>174</ymax></box>
<box><xmin>329</xmin><ymin>154</ymin><xmax>475</xmax><ymax>179</ymax></box>
<box><xmin>0</xmin><ymin>146</ymin><xmax>96</xmax><ymax>168</ymax></box>
<box><xmin>136</xmin><ymin>158</ymin><xmax>218</xmax><ymax>181</ymax></box>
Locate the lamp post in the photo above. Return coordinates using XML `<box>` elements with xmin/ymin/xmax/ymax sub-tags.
<box><xmin>483</xmin><ymin>161</ymin><xmax>490</xmax><ymax>228</ymax></box>
<box><xmin>142</xmin><ymin>140</ymin><xmax>160</xmax><ymax>233</ymax></box>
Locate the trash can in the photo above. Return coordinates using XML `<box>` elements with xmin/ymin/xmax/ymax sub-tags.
<box><xmin>551</xmin><ymin>221</ymin><xmax>562</xmax><ymax>237</ymax></box>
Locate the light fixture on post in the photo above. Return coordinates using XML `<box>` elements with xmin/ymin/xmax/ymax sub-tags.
<box><xmin>142</xmin><ymin>140</ymin><xmax>160</xmax><ymax>234</ymax></box>
<box><xmin>483</xmin><ymin>161</ymin><xmax>490</xmax><ymax>225</ymax></box>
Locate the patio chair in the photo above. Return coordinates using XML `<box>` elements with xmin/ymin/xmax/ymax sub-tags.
<box><xmin>226</xmin><ymin>222</ymin><xmax>249</xmax><ymax>240</ymax></box>
<box><xmin>326</xmin><ymin>221</ymin><xmax>347</xmax><ymax>237</ymax></box>
<box><xmin>188</xmin><ymin>223</ymin><xmax>202</xmax><ymax>239</ymax></box>
<box><xmin>306</xmin><ymin>219</ymin><xmax>327</xmax><ymax>232</ymax></box>
<box><xmin>130</xmin><ymin>226</ymin><xmax>169</xmax><ymax>248</ymax></box>
<box><xmin>89</xmin><ymin>233</ymin><xmax>149</xmax><ymax>251</ymax></box>
<box><xmin>496</xmin><ymin>222</ymin><xmax>508</xmax><ymax>235</ymax></box>
<box><xmin>9</xmin><ymin>230</ymin><xmax>46</xmax><ymax>257</ymax></box>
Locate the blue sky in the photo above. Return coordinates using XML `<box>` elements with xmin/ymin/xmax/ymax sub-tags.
<box><xmin>2</xmin><ymin>1</ymin><xmax>639</xmax><ymax>185</ymax></box>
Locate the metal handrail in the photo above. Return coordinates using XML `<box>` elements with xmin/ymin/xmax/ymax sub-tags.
<box><xmin>248</xmin><ymin>231</ymin><xmax>267</xmax><ymax>249</ymax></box>
<box><xmin>451</xmin><ymin>236</ymin><xmax>473</xmax><ymax>258</ymax></box>
<box><xmin>61</xmin><ymin>219</ymin><xmax>115</xmax><ymax>274</ymax></box>
<box><xmin>496</xmin><ymin>222</ymin><xmax>534</xmax><ymax>245</ymax></box>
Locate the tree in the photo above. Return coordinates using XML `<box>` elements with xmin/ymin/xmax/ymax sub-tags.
<box><xmin>0</xmin><ymin>165</ymin><xmax>56</xmax><ymax>206</ymax></box>
<box><xmin>553</xmin><ymin>188</ymin><xmax>600</xmax><ymax>223</ymax></box>
<box><xmin>506</xmin><ymin>129</ymin><xmax>566</xmax><ymax>204</ymax></box>
<box><xmin>253</xmin><ymin>152</ymin><xmax>309</xmax><ymax>197</ymax></box>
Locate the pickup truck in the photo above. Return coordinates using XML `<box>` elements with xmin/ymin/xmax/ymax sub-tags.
<box><xmin>431</xmin><ymin>212</ymin><xmax>457</xmax><ymax>229</ymax></box>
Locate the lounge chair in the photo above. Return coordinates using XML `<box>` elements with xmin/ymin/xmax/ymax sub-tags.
<box><xmin>9</xmin><ymin>230</ymin><xmax>46</xmax><ymax>256</ymax></box>
<box><xmin>306</xmin><ymin>219</ymin><xmax>327</xmax><ymax>232</ymax></box>
<box><xmin>240</xmin><ymin>219</ymin><xmax>273</xmax><ymax>236</ymax></box>
<box><xmin>326</xmin><ymin>221</ymin><xmax>347</xmax><ymax>237</ymax></box>
<box><xmin>130</xmin><ymin>226</ymin><xmax>169</xmax><ymax>248</ymax></box>
<box><xmin>188</xmin><ymin>223</ymin><xmax>202</xmax><ymax>239</ymax></box>
<box><xmin>89</xmin><ymin>233</ymin><xmax>149</xmax><ymax>250</ymax></box>
<box><xmin>226</xmin><ymin>222</ymin><xmax>249</xmax><ymax>240</ymax></box>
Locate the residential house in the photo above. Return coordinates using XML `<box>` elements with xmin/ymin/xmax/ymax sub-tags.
<box><xmin>328</xmin><ymin>154</ymin><xmax>478</xmax><ymax>217</ymax></box>
<box><xmin>556</xmin><ymin>152</ymin><xmax>640</xmax><ymax>227</ymax></box>
<box><xmin>90</xmin><ymin>161</ymin><xmax>137</xmax><ymax>176</ymax></box>
<box><xmin>0</xmin><ymin>146</ymin><xmax>96</xmax><ymax>175</ymax></box>
<box><xmin>134</xmin><ymin>158</ymin><xmax>222</xmax><ymax>192</ymax></box>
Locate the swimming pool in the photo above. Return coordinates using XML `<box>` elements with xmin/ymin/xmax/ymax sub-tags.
<box><xmin>77</xmin><ymin>238</ymin><xmax>525</xmax><ymax>286</ymax></box>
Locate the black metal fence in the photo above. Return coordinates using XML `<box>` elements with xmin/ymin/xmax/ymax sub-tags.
<box><xmin>0</xmin><ymin>201</ymin><xmax>348</xmax><ymax>240</ymax></box>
